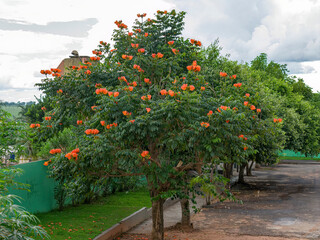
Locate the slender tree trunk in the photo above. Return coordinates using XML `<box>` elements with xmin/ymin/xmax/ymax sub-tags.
<box><xmin>247</xmin><ymin>160</ymin><xmax>254</xmax><ymax>176</ymax></box>
<box><xmin>180</xmin><ymin>198</ymin><xmax>190</xmax><ymax>227</ymax></box>
<box><xmin>238</xmin><ymin>163</ymin><xmax>246</xmax><ymax>183</ymax></box>
<box><xmin>151</xmin><ymin>197</ymin><xmax>165</xmax><ymax>240</ymax></box>
<box><xmin>223</xmin><ymin>163</ymin><xmax>233</xmax><ymax>179</ymax></box>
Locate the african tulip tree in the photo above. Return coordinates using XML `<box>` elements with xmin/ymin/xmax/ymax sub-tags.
<box><xmin>37</xmin><ymin>10</ymin><xmax>209</xmax><ymax>240</ymax></box>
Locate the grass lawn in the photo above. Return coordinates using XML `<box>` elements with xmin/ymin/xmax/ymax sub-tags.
<box><xmin>279</xmin><ymin>156</ymin><xmax>320</xmax><ymax>161</ymax></box>
<box><xmin>36</xmin><ymin>190</ymin><xmax>151</xmax><ymax>240</ymax></box>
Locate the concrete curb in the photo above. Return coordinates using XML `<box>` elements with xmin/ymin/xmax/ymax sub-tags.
<box><xmin>93</xmin><ymin>198</ymin><xmax>179</xmax><ymax>240</ymax></box>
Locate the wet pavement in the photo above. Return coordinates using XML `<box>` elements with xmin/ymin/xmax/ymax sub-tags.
<box><xmin>192</xmin><ymin>161</ymin><xmax>320</xmax><ymax>239</ymax></box>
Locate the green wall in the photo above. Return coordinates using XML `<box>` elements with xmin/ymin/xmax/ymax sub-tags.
<box><xmin>10</xmin><ymin>160</ymin><xmax>58</xmax><ymax>214</ymax></box>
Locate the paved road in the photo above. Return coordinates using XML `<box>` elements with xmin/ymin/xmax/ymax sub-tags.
<box><xmin>192</xmin><ymin>161</ymin><xmax>320</xmax><ymax>239</ymax></box>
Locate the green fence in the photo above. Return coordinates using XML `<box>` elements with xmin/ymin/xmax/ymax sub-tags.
<box><xmin>279</xmin><ymin>149</ymin><xmax>320</xmax><ymax>159</ymax></box>
<box><xmin>10</xmin><ymin>160</ymin><xmax>58</xmax><ymax>214</ymax></box>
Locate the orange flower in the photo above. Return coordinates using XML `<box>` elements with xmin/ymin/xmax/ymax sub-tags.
<box><xmin>144</xmin><ymin>32</ymin><xmax>148</xmax><ymax>37</ymax></box>
<box><xmin>220</xmin><ymin>106</ymin><xmax>228</xmax><ymax>111</ymax></box>
<box><xmin>146</xmin><ymin>108</ymin><xmax>151</xmax><ymax>113</ymax></box>
<box><xmin>29</xmin><ymin>123</ymin><xmax>35</xmax><ymax>128</ymax></box>
<box><xmin>232</xmin><ymin>74</ymin><xmax>237</xmax><ymax>79</ymax></box>
<box><xmin>207</xmin><ymin>110</ymin><xmax>213</xmax><ymax>116</ymax></box>
<box><xmin>147</xmin><ymin>95</ymin><xmax>151</xmax><ymax>100</ymax></box>
<box><xmin>47</xmin><ymin>125</ymin><xmax>52</xmax><ymax>128</ymax></box>
<box><xmin>114</xmin><ymin>92</ymin><xmax>119</xmax><ymax>97</ymax></box>
<box><xmin>201</xmin><ymin>86</ymin><xmax>205</xmax><ymax>91</ymax></box>
<box><xmin>181</xmin><ymin>84</ymin><xmax>188</xmax><ymax>91</ymax></box>
<box><xmin>100</xmin><ymin>121</ymin><xmax>105</xmax><ymax>126</ymax></box>
<box><xmin>257</xmin><ymin>108</ymin><xmax>261</xmax><ymax>113</ymax></box>
<box><xmin>128</xmin><ymin>86</ymin><xmax>133</xmax><ymax>91</ymax></box>
<box><xmin>168</xmin><ymin>41</ymin><xmax>174</xmax><ymax>45</ymax></box>
<box><xmin>131</xmin><ymin>43</ymin><xmax>139</xmax><ymax>48</ymax></box>
<box><xmin>122</xmin><ymin>111</ymin><xmax>132</xmax><ymax>116</ymax></box>
<box><xmin>35</xmin><ymin>124</ymin><xmax>40</xmax><ymax>128</ymax></box>
<box><xmin>138</xmin><ymin>48</ymin><xmax>145</xmax><ymax>53</ymax></box>
<box><xmin>57</xmin><ymin>89</ymin><xmax>63</xmax><ymax>94</ymax></box>
<box><xmin>226</xmin><ymin>120</ymin><xmax>230</xmax><ymax>123</ymax></box>
<box><xmin>245</xmin><ymin>93</ymin><xmax>250</xmax><ymax>97</ymax></box>
<box><xmin>45</xmin><ymin>116</ymin><xmax>51</xmax><ymax>121</ymax></box>
<box><xmin>233</xmin><ymin>83</ymin><xmax>242</xmax><ymax>88</ymax></box>
<box><xmin>244</xmin><ymin>147</ymin><xmax>248</xmax><ymax>151</ymax></box>
<box><xmin>160</xmin><ymin>89</ymin><xmax>168</xmax><ymax>95</ymax></box>
<box><xmin>144</xmin><ymin>78</ymin><xmax>151</xmax><ymax>84</ymax></box>
<box><xmin>168</xmin><ymin>90</ymin><xmax>175</xmax><ymax>97</ymax></box>
<box><xmin>190</xmin><ymin>39</ymin><xmax>195</xmax><ymax>44</ymax></box>
<box><xmin>43</xmin><ymin>161</ymin><xmax>49</xmax><ymax>166</ymax></box>
<box><xmin>186</xmin><ymin>61</ymin><xmax>201</xmax><ymax>72</ymax></box>
<box><xmin>91</xmin><ymin>106</ymin><xmax>97</xmax><ymax>111</ymax></box>
<box><xmin>129</xmin><ymin>120</ymin><xmax>135</xmax><ymax>124</ymax></box>
<box><xmin>244</xmin><ymin>101</ymin><xmax>249</xmax><ymax>106</ymax></box>
<box><xmin>172</xmin><ymin>49</ymin><xmax>179</xmax><ymax>54</ymax></box>
<box><xmin>274</xmin><ymin>118</ymin><xmax>283</xmax><ymax>123</ymax></box>
<box><xmin>128</xmin><ymin>32</ymin><xmax>133</xmax><ymax>36</ymax></box>
<box><xmin>85</xmin><ymin>70</ymin><xmax>91</xmax><ymax>75</ymax></box>
<box><xmin>132</xmin><ymin>81</ymin><xmax>137</xmax><ymax>87</ymax></box>
<box><xmin>77</xmin><ymin>120</ymin><xmax>83</xmax><ymax>125</ymax></box>
<box><xmin>41</xmin><ymin>107</ymin><xmax>46</xmax><ymax>111</ymax></box>
<box><xmin>141</xmin><ymin>151</ymin><xmax>150</xmax><ymax>158</ymax></box>
<box><xmin>200</xmin><ymin>122</ymin><xmax>210</xmax><ymax>128</ymax></box>
<box><xmin>108</xmin><ymin>92</ymin><xmax>113</xmax><ymax>97</ymax></box>
<box><xmin>189</xmin><ymin>85</ymin><xmax>195</xmax><ymax>91</ymax></box>
<box><xmin>239</xmin><ymin>135</ymin><xmax>244</xmax><ymax>138</ymax></box>
<box><xmin>220</xmin><ymin>72</ymin><xmax>227</xmax><ymax>77</ymax></box>
<box><xmin>250</xmin><ymin>105</ymin><xmax>256</xmax><ymax>110</ymax></box>
<box><xmin>157</xmin><ymin>52</ymin><xmax>164</xmax><ymax>58</ymax></box>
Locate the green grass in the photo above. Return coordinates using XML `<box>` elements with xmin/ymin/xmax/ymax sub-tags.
<box><xmin>279</xmin><ymin>156</ymin><xmax>320</xmax><ymax>161</ymax></box>
<box><xmin>36</xmin><ymin>190</ymin><xmax>151</xmax><ymax>240</ymax></box>
<box><xmin>2</xmin><ymin>105</ymin><xmax>21</xmax><ymax>119</ymax></box>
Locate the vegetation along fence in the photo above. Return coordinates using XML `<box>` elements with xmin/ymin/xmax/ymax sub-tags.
<box><xmin>7</xmin><ymin>149</ymin><xmax>318</xmax><ymax>214</ymax></box>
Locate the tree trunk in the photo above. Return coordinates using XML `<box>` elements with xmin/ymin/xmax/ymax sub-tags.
<box><xmin>247</xmin><ymin>160</ymin><xmax>254</xmax><ymax>176</ymax></box>
<box><xmin>238</xmin><ymin>163</ymin><xmax>246</xmax><ymax>184</ymax></box>
<box><xmin>180</xmin><ymin>198</ymin><xmax>191</xmax><ymax>227</ymax></box>
<box><xmin>223</xmin><ymin>163</ymin><xmax>233</xmax><ymax>179</ymax></box>
<box><xmin>151</xmin><ymin>198</ymin><xmax>165</xmax><ymax>240</ymax></box>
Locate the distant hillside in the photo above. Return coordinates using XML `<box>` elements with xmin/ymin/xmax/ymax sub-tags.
<box><xmin>2</xmin><ymin>105</ymin><xmax>21</xmax><ymax>119</ymax></box>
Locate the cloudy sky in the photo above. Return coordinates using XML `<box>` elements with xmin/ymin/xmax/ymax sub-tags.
<box><xmin>0</xmin><ymin>0</ymin><xmax>319</xmax><ymax>102</ymax></box>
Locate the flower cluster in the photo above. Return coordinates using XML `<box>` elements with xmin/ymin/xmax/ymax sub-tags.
<box><xmin>200</xmin><ymin>122</ymin><xmax>210</xmax><ymax>128</ymax></box>
<box><xmin>114</xmin><ymin>20</ymin><xmax>127</xmax><ymax>29</ymax></box>
<box><xmin>190</xmin><ymin>39</ymin><xmax>202</xmax><ymax>46</ymax></box>
<box><xmin>41</xmin><ymin>107</ymin><xmax>46</xmax><ymax>111</ymax></box>
<box><xmin>85</xmin><ymin>129</ymin><xmax>100</xmax><ymax>135</ymax></box>
<box><xmin>138</xmin><ymin>48</ymin><xmax>145</xmax><ymax>53</ymax></box>
<box><xmin>95</xmin><ymin>88</ymin><xmax>108</xmax><ymax>95</ymax></box>
<box><xmin>141</xmin><ymin>151</ymin><xmax>151</xmax><ymax>159</ymax></box>
<box><xmin>186</xmin><ymin>61</ymin><xmax>201</xmax><ymax>72</ymax></box>
<box><xmin>133</xmin><ymin>64</ymin><xmax>144</xmax><ymax>72</ymax></box>
<box><xmin>137</xmin><ymin>13</ymin><xmax>147</xmax><ymax>17</ymax></box>
<box><xmin>144</xmin><ymin>78</ymin><xmax>151</xmax><ymax>84</ymax></box>
<box><xmin>273</xmin><ymin>118</ymin><xmax>283</xmax><ymax>123</ymax></box>
<box><xmin>90</xmin><ymin>56</ymin><xmax>101</xmax><ymax>61</ymax></box>
<box><xmin>122</xmin><ymin>55</ymin><xmax>133</xmax><ymax>60</ymax></box>
<box><xmin>77</xmin><ymin>120</ymin><xmax>83</xmax><ymax>125</ymax></box>
<box><xmin>44</xmin><ymin>116</ymin><xmax>51</xmax><ymax>121</ymax></box>
<box><xmin>65</xmin><ymin>148</ymin><xmax>80</xmax><ymax>160</ymax></box>
<box><xmin>220</xmin><ymin>72</ymin><xmax>227</xmax><ymax>77</ymax></box>
<box><xmin>168</xmin><ymin>41</ymin><xmax>174</xmax><ymax>45</ymax></box>
<box><xmin>30</xmin><ymin>123</ymin><xmax>40</xmax><ymax>128</ymax></box>
<box><xmin>172</xmin><ymin>49</ymin><xmax>179</xmax><ymax>54</ymax></box>
<box><xmin>92</xmin><ymin>50</ymin><xmax>102</xmax><ymax>55</ymax></box>
<box><xmin>152</xmin><ymin>52</ymin><xmax>164</xmax><ymax>58</ymax></box>
<box><xmin>181</xmin><ymin>84</ymin><xmax>195</xmax><ymax>91</ymax></box>
<box><xmin>141</xmin><ymin>95</ymin><xmax>151</xmax><ymax>101</ymax></box>
<box><xmin>100</xmin><ymin>121</ymin><xmax>118</xmax><ymax>129</ymax></box>
<box><xmin>40</xmin><ymin>70</ymin><xmax>52</xmax><ymax>75</ymax></box>
<box><xmin>238</xmin><ymin>135</ymin><xmax>248</xmax><ymax>141</ymax></box>
<box><xmin>122</xmin><ymin>111</ymin><xmax>132</xmax><ymax>116</ymax></box>
<box><xmin>233</xmin><ymin>83</ymin><xmax>242</xmax><ymax>88</ymax></box>
<box><xmin>57</xmin><ymin>89</ymin><xmax>63</xmax><ymax>94</ymax></box>
<box><xmin>217</xmin><ymin>105</ymin><xmax>229</xmax><ymax>112</ymax></box>
<box><xmin>49</xmin><ymin>148</ymin><xmax>62</xmax><ymax>154</ymax></box>
<box><xmin>131</xmin><ymin>43</ymin><xmax>139</xmax><ymax>48</ymax></box>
